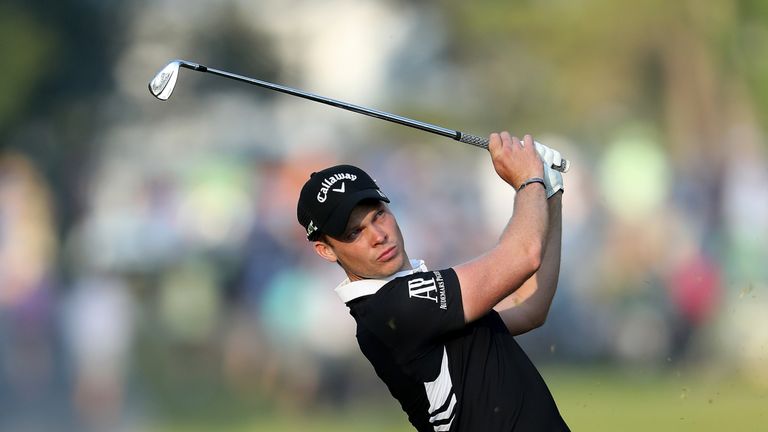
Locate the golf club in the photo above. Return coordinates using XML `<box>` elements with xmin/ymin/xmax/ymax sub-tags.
<box><xmin>149</xmin><ymin>59</ymin><xmax>570</xmax><ymax>173</ymax></box>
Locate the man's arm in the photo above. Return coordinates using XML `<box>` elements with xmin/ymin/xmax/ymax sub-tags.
<box><xmin>494</xmin><ymin>191</ymin><xmax>562</xmax><ymax>335</ymax></box>
<box><xmin>454</xmin><ymin>133</ymin><xmax>549</xmax><ymax>323</ymax></box>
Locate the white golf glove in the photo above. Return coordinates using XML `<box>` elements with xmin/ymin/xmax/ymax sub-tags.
<box><xmin>534</xmin><ymin>141</ymin><xmax>564</xmax><ymax>198</ymax></box>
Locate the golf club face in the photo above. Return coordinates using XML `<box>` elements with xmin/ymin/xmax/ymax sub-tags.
<box><xmin>148</xmin><ymin>61</ymin><xmax>181</xmax><ymax>100</ymax></box>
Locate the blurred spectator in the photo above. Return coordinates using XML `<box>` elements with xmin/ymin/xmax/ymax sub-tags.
<box><xmin>0</xmin><ymin>151</ymin><xmax>56</xmax><ymax>309</ymax></box>
<box><xmin>665</xmin><ymin>251</ymin><xmax>722</xmax><ymax>362</ymax></box>
<box><xmin>62</xmin><ymin>275</ymin><xmax>136</xmax><ymax>432</ymax></box>
<box><xmin>0</xmin><ymin>152</ymin><xmax>62</xmax><ymax>430</ymax></box>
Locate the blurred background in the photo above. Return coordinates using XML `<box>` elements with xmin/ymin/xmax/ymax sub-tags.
<box><xmin>1</xmin><ymin>0</ymin><xmax>767</xmax><ymax>431</ymax></box>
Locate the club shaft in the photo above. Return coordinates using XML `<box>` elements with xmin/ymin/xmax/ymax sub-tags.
<box><xmin>180</xmin><ymin>61</ymin><xmax>468</xmax><ymax>142</ymax></box>
<box><xmin>172</xmin><ymin>60</ymin><xmax>569</xmax><ymax>172</ymax></box>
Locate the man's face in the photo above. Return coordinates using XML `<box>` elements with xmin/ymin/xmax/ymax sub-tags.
<box><xmin>315</xmin><ymin>200</ymin><xmax>410</xmax><ymax>281</ymax></box>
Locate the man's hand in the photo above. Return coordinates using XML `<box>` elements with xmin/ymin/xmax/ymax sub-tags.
<box><xmin>488</xmin><ymin>133</ymin><xmax>544</xmax><ymax>189</ymax></box>
<box><xmin>534</xmin><ymin>141</ymin><xmax>564</xmax><ymax>198</ymax></box>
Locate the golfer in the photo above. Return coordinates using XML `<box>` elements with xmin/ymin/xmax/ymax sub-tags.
<box><xmin>296</xmin><ymin>133</ymin><xmax>569</xmax><ymax>431</ymax></box>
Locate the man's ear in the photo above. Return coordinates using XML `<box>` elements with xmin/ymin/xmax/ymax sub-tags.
<box><xmin>313</xmin><ymin>241</ymin><xmax>338</xmax><ymax>263</ymax></box>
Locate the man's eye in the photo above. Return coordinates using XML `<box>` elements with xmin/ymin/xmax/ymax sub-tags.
<box><xmin>347</xmin><ymin>229</ymin><xmax>361</xmax><ymax>240</ymax></box>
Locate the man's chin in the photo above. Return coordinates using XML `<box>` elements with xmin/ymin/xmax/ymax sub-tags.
<box><xmin>352</xmin><ymin>254</ymin><xmax>410</xmax><ymax>280</ymax></box>
<box><xmin>384</xmin><ymin>255</ymin><xmax>410</xmax><ymax>276</ymax></box>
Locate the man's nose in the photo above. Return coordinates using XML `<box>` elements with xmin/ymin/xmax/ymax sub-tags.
<box><xmin>369</xmin><ymin>224</ymin><xmax>387</xmax><ymax>244</ymax></box>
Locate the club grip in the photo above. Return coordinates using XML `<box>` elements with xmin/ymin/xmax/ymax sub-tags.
<box><xmin>458</xmin><ymin>132</ymin><xmax>571</xmax><ymax>173</ymax></box>
<box><xmin>458</xmin><ymin>132</ymin><xmax>490</xmax><ymax>149</ymax></box>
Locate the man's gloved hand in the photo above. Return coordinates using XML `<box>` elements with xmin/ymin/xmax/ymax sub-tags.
<box><xmin>534</xmin><ymin>141</ymin><xmax>564</xmax><ymax>198</ymax></box>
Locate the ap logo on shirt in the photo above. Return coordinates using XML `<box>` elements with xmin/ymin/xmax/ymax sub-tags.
<box><xmin>407</xmin><ymin>272</ymin><xmax>447</xmax><ymax>310</ymax></box>
<box><xmin>408</xmin><ymin>277</ymin><xmax>437</xmax><ymax>302</ymax></box>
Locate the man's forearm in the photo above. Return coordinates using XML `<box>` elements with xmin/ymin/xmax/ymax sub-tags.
<box><xmin>494</xmin><ymin>191</ymin><xmax>562</xmax><ymax>334</ymax></box>
<box><xmin>493</xmin><ymin>183</ymin><xmax>550</xmax><ymax>285</ymax></box>
<box><xmin>456</xmin><ymin>182</ymin><xmax>549</xmax><ymax>322</ymax></box>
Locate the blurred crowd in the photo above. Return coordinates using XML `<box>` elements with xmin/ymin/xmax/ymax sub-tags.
<box><xmin>1</xmin><ymin>126</ymin><xmax>766</xmax><ymax>430</ymax></box>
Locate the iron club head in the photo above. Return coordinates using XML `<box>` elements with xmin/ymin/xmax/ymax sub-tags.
<box><xmin>148</xmin><ymin>60</ymin><xmax>181</xmax><ymax>100</ymax></box>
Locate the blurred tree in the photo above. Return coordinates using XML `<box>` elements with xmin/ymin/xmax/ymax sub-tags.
<box><xmin>189</xmin><ymin>4</ymin><xmax>282</xmax><ymax>98</ymax></box>
<box><xmin>441</xmin><ymin>0</ymin><xmax>767</xmax><ymax>157</ymax></box>
<box><xmin>736</xmin><ymin>0</ymin><xmax>768</xmax><ymax>129</ymax></box>
<box><xmin>0</xmin><ymin>0</ymin><xmax>129</xmax><ymax>244</ymax></box>
<box><xmin>0</xmin><ymin>4</ymin><xmax>55</xmax><ymax>132</ymax></box>
<box><xmin>1</xmin><ymin>0</ymin><xmax>284</xmax><ymax>288</ymax></box>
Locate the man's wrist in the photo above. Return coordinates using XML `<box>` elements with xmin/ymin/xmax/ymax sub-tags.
<box><xmin>516</xmin><ymin>177</ymin><xmax>546</xmax><ymax>192</ymax></box>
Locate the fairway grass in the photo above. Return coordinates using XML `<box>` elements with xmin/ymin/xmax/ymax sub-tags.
<box><xmin>151</xmin><ymin>367</ymin><xmax>766</xmax><ymax>431</ymax></box>
<box><xmin>546</xmin><ymin>367</ymin><xmax>767</xmax><ymax>431</ymax></box>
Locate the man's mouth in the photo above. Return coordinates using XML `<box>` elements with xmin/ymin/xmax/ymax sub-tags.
<box><xmin>377</xmin><ymin>245</ymin><xmax>397</xmax><ymax>262</ymax></box>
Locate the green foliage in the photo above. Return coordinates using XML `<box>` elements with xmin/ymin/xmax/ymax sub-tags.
<box><xmin>440</xmin><ymin>0</ymin><xmax>767</xmax><ymax>149</ymax></box>
<box><xmin>0</xmin><ymin>4</ymin><xmax>55</xmax><ymax>132</ymax></box>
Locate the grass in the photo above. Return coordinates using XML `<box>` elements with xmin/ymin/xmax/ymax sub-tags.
<box><xmin>546</xmin><ymin>367</ymin><xmax>767</xmax><ymax>431</ymax></box>
<box><xmin>150</xmin><ymin>367</ymin><xmax>767</xmax><ymax>431</ymax></box>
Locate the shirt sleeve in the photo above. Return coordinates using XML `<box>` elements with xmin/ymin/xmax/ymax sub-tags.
<box><xmin>355</xmin><ymin>268</ymin><xmax>465</xmax><ymax>362</ymax></box>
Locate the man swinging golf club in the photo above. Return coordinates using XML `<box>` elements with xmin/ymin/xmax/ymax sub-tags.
<box><xmin>297</xmin><ymin>133</ymin><xmax>569</xmax><ymax>431</ymax></box>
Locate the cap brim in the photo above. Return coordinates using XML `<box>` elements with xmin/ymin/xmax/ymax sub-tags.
<box><xmin>322</xmin><ymin>189</ymin><xmax>390</xmax><ymax>238</ymax></box>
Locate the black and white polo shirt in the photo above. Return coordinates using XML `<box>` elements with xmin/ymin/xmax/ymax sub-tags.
<box><xmin>336</xmin><ymin>260</ymin><xmax>570</xmax><ymax>432</ymax></box>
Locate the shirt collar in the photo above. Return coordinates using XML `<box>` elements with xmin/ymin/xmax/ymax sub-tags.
<box><xmin>334</xmin><ymin>259</ymin><xmax>428</xmax><ymax>303</ymax></box>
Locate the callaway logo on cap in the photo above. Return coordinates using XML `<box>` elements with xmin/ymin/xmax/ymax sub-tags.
<box><xmin>316</xmin><ymin>172</ymin><xmax>358</xmax><ymax>202</ymax></box>
<box><xmin>297</xmin><ymin>164</ymin><xmax>389</xmax><ymax>239</ymax></box>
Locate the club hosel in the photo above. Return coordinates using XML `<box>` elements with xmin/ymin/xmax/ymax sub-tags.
<box><xmin>179</xmin><ymin>60</ymin><xmax>207</xmax><ymax>72</ymax></box>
